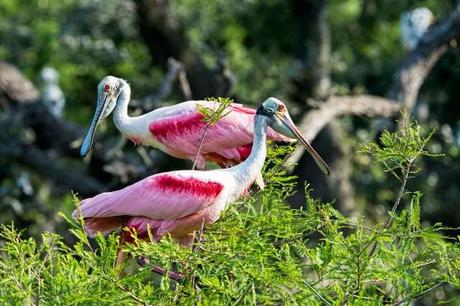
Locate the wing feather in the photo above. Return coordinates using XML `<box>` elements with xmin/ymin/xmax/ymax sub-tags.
<box><xmin>148</xmin><ymin>102</ymin><xmax>288</xmax><ymax>161</ymax></box>
<box><xmin>73</xmin><ymin>172</ymin><xmax>224</xmax><ymax>221</ymax></box>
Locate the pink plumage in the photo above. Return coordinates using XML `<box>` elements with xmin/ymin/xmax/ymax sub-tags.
<box><xmin>73</xmin><ymin>172</ymin><xmax>227</xmax><ymax>243</ymax></box>
<box><xmin>81</xmin><ymin>76</ymin><xmax>292</xmax><ymax>170</ymax></box>
<box><xmin>147</xmin><ymin>103</ymin><xmax>288</xmax><ymax>169</ymax></box>
<box><xmin>77</xmin><ymin>96</ymin><xmax>331</xmax><ymax>257</ymax></box>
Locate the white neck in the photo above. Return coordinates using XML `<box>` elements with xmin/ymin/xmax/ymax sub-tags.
<box><xmin>230</xmin><ymin>114</ymin><xmax>268</xmax><ymax>189</ymax></box>
<box><xmin>112</xmin><ymin>80</ymin><xmax>134</xmax><ymax>134</ymax></box>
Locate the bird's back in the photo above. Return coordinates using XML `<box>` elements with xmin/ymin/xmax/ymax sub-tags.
<box><xmin>143</xmin><ymin>100</ymin><xmax>289</xmax><ymax>167</ymax></box>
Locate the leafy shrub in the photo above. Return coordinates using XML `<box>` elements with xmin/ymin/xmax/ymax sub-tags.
<box><xmin>0</xmin><ymin>117</ymin><xmax>459</xmax><ymax>305</ymax></box>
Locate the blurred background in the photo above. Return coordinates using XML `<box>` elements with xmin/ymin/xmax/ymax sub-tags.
<box><xmin>0</xmin><ymin>0</ymin><xmax>459</xmax><ymax>240</ymax></box>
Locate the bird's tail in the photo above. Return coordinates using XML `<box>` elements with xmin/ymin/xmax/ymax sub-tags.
<box><xmin>83</xmin><ymin>216</ymin><xmax>124</xmax><ymax>237</ymax></box>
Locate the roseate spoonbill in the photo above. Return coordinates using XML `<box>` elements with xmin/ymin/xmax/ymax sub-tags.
<box><xmin>401</xmin><ymin>7</ymin><xmax>434</xmax><ymax>51</ymax></box>
<box><xmin>73</xmin><ymin>97</ymin><xmax>330</xmax><ymax>257</ymax></box>
<box><xmin>80</xmin><ymin>76</ymin><xmax>297</xmax><ymax>173</ymax></box>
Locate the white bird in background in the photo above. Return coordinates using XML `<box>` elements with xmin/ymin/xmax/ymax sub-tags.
<box><xmin>40</xmin><ymin>67</ymin><xmax>65</xmax><ymax>118</ymax></box>
<box><xmin>400</xmin><ymin>7</ymin><xmax>435</xmax><ymax>51</ymax></box>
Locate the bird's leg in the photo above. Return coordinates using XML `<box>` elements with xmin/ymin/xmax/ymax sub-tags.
<box><xmin>115</xmin><ymin>232</ymin><xmax>126</xmax><ymax>268</ymax></box>
<box><xmin>217</xmin><ymin>161</ymin><xmax>227</xmax><ymax>168</ymax></box>
<box><xmin>151</xmin><ymin>266</ymin><xmax>184</xmax><ymax>282</ymax></box>
<box><xmin>137</xmin><ymin>233</ymin><xmax>193</xmax><ymax>281</ymax></box>
<box><xmin>193</xmin><ymin>220</ymin><xmax>206</xmax><ymax>252</ymax></box>
<box><xmin>176</xmin><ymin>232</ymin><xmax>196</xmax><ymax>248</ymax></box>
<box><xmin>138</xmin><ymin>257</ymin><xmax>184</xmax><ymax>282</ymax></box>
<box><xmin>171</xmin><ymin>232</ymin><xmax>196</xmax><ymax>274</ymax></box>
<box><xmin>115</xmin><ymin>217</ymin><xmax>129</xmax><ymax>267</ymax></box>
<box><xmin>106</xmin><ymin>136</ymin><xmax>127</xmax><ymax>160</ymax></box>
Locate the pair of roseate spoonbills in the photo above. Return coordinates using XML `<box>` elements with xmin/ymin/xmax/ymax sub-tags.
<box><xmin>73</xmin><ymin>76</ymin><xmax>330</xmax><ymax>262</ymax></box>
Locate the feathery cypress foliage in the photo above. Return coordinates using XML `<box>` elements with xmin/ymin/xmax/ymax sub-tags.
<box><xmin>0</xmin><ymin>116</ymin><xmax>459</xmax><ymax>305</ymax></box>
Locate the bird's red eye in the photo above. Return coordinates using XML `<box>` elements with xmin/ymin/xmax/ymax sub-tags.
<box><xmin>277</xmin><ymin>104</ymin><xmax>286</xmax><ymax>112</ymax></box>
<box><xmin>104</xmin><ymin>84</ymin><xmax>111</xmax><ymax>92</ymax></box>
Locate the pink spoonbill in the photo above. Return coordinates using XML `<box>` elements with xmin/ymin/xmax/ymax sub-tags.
<box><xmin>73</xmin><ymin>98</ymin><xmax>330</xmax><ymax>256</ymax></box>
<box><xmin>80</xmin><ymin>76</ymin><xmax>329</xmax><ymax>176</ymax></box>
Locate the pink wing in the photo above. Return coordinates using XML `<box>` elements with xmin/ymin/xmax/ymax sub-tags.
<box><xmin>73</xmin><ymin>172</ymin><xmax>224</xmax><ymax>222</ymax></box>
<box><xmin>149</xmin><ymin>103</ymin><xmax>288</xmax><ymax>163</ymax></box>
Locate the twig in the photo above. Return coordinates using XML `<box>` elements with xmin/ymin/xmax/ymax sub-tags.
<box><xmin>151</xmin><ymin>265</ymin><xmax>184</xmax><ymax>282</ymax></box>
<box><xmin>177</xmin><ymin>66</ymin><xmax>192</xmax><ymax>100</ymax></box>
<box><xmin>113</xmin><ymin>280</ymin><xmax>150</xmax><ymax>305</ymax></box>
<box><xmin>191</xmin><ymin>125</ymin><xmax>210</xmax><ymax>170</ymax></box>
<box><xmin>192</xmin><ymin>97</ymin><xmax>233</xmax><ymax>170</ymax></box>
<box><xmin>233</xmin><ymin>283</ymin><xmax>253</xmax><ymax>305</ymax></box>
<box><xmin>368</xmin><ymin>159</ymin><xmax>413</xmax><ymax>257</ymax></box>
<box><xmin>391</xmin><ymin>281</ymin><xmax>445</xmax><ymax>306</ymax></box>
<box><xmin>303</xmin><ymin>280</ymin><xmax>332</xmax><ymax>305</ymax></box>
<box><xmin>139</xmin><ymin>57</ymin><xmax>185</xmax><ymax>110</ymax></box>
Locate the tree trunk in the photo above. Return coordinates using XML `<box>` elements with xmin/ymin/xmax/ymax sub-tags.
<box><xmin>134</xmin><ymin>0</ymin><xmax>235</xmax><ymax>99</ymax></box>
<box><xmin>289</xmin><ymin>0</ymin><xmax>355</xmax><ymax>214</ymax></box>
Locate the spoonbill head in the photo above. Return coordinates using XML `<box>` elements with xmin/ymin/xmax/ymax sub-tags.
<box><xmin>258</xmin><ymin>97</ymin><xmax>330</xmax><ymax>175</ymax></box>
<box><xmin>80</xmin><ymin>76</ymin><xmax>123</xmax><ymax>157</ymax></box>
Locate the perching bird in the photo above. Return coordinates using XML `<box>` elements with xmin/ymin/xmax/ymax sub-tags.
<box><xmin>40</xmin><ymin>67</ymin><xmax>66</xmax><ymax>118</ymax></box>
<box><xmin>400</xmin><ymin>7</ymin><xmax>435</xmax><ymax>51</ymax></box>
<box><xmin>80</xmin><ymin>76</ymin><xmax>293</xmax><ymax>173</ymax></box>
<box><xmin>73</xmin><ymin>97</ymin><xmax>330</xmax><ymax>262</ymax></box>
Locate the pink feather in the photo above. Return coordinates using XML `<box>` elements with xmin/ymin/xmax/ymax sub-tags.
<box><xmin>148</xmin><ymin>103</ymin><xmax>289</xmax><ymax>167</ymax></box>
<box><xmin>73</xmin><ymin>172</ymin><xmax>225</xmax><ymax>240</ymax></box>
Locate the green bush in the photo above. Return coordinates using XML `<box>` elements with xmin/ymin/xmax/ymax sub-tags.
<box><xmin>0</xmin><ymin>117</ymin><xmax>459</xmax><ymax>305</ymax></box>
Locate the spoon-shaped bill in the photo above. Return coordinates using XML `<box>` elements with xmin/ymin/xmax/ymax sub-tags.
<box><xmin>80</xmin><ymin>96</ymin><xmax>107</xmax><ymax>157</ymax></box>
<box><xmin>276</xmin><ymin>113</ymin><xmax>331</xmax><ymax>175</ymax></box>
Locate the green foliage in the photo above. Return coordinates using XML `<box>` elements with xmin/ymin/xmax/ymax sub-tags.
<box><xmin>197</xmin><ymin>97</ymin><xmax>234</xmax><ymax>125</ymax></box>
<box><xmin>0</xmin><ymin>119</ymin><xmax>459</xmax><ymax>304</ymax></box>
<box><xmin>191</xmin><ymin>97</ymin><xmax>234</xmax><ymax>170</ymax></box>
<box><xmin>1</xmin><ymin>0</ymin><xmax>459</xmax><ymax>235</ymax></box>
<box><xmin>360</xmin><ymin>112</ymin><xmax>439</xmax><ymax>180</ymax></box>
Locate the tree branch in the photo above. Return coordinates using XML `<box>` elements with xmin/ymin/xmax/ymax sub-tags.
<box><xmin>135</xmin><ymin>0</ymin><xmax>235</xmax><ymax>98</ymax></box>
<box><xmin>0</xmin><ymin>137</ymin><xmax>105</xmax><ymax>196</ymax></box>
<box><xmin>289</xmin><ymin>4</ymin><xmax>460</xmax><ymax>166</ymax></box>
<box><xmin>137</xmin><ymin>57</ymin><xmax>192</xmax><ymax>110</ymax></box>
<box><xmin>391</xmin><ymin>281</ymin><xmax>445</xmax><ymax>306</ymax></box>
<box><xmin>389</xmin><ymin>4</ymin><xmax>460</xmax><ymax>109</ymax></box>
<box><xmin>287</xmin><ymin>95</ymin><xmax>401</xmax><ymax>165</ymax></box>
<box><xmin>0</xmin><ymin>61</ymin><xmax>39</xmax><ymax>105</ymax></box>
<box><xmin>291</xmin><ymin>0</ymin><xmax>330</xmax><ymax>99</ymax></box>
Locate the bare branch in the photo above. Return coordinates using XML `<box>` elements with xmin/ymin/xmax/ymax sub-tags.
<box><xmin>287</xmin><ymin>95</ymin><xmax>401</xmax><ymax>165</ymax></box>
<box><xmin>389</xmin><ymin>4</ymin><xmax>460</xmax><ymax>109</ymax></box>
<box><xmin>177</xmin><ymin>63</ymin><xmax>193</xmax><ymax>100</ymax></box>
<box><xmin>0</xmin><ymin>61</ymin><xmax>39</xmax><ymax>105</ymax></box>
<box><xmin>138</xmin><ymin>57</ymin><xmax>190</xmax><ymax>110</ymax></box>
<box><xmin>2</xmin><ymin>142</ymin><xmax>105</xmax><ymax>196</ymax></box>
<box><xmin>135</xmin><ymin>0</ymin><xmax>235</xmax><ymax>98</ymax></box>
<box><xmin>291</xmin><ymin>0</ymin><xmax>331</xmax><ymax>99</ymax></box>
<box><xmin>290</xmin><ymin>4</ymin><xmax>460</xmax><ymax>168</ymax></box>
